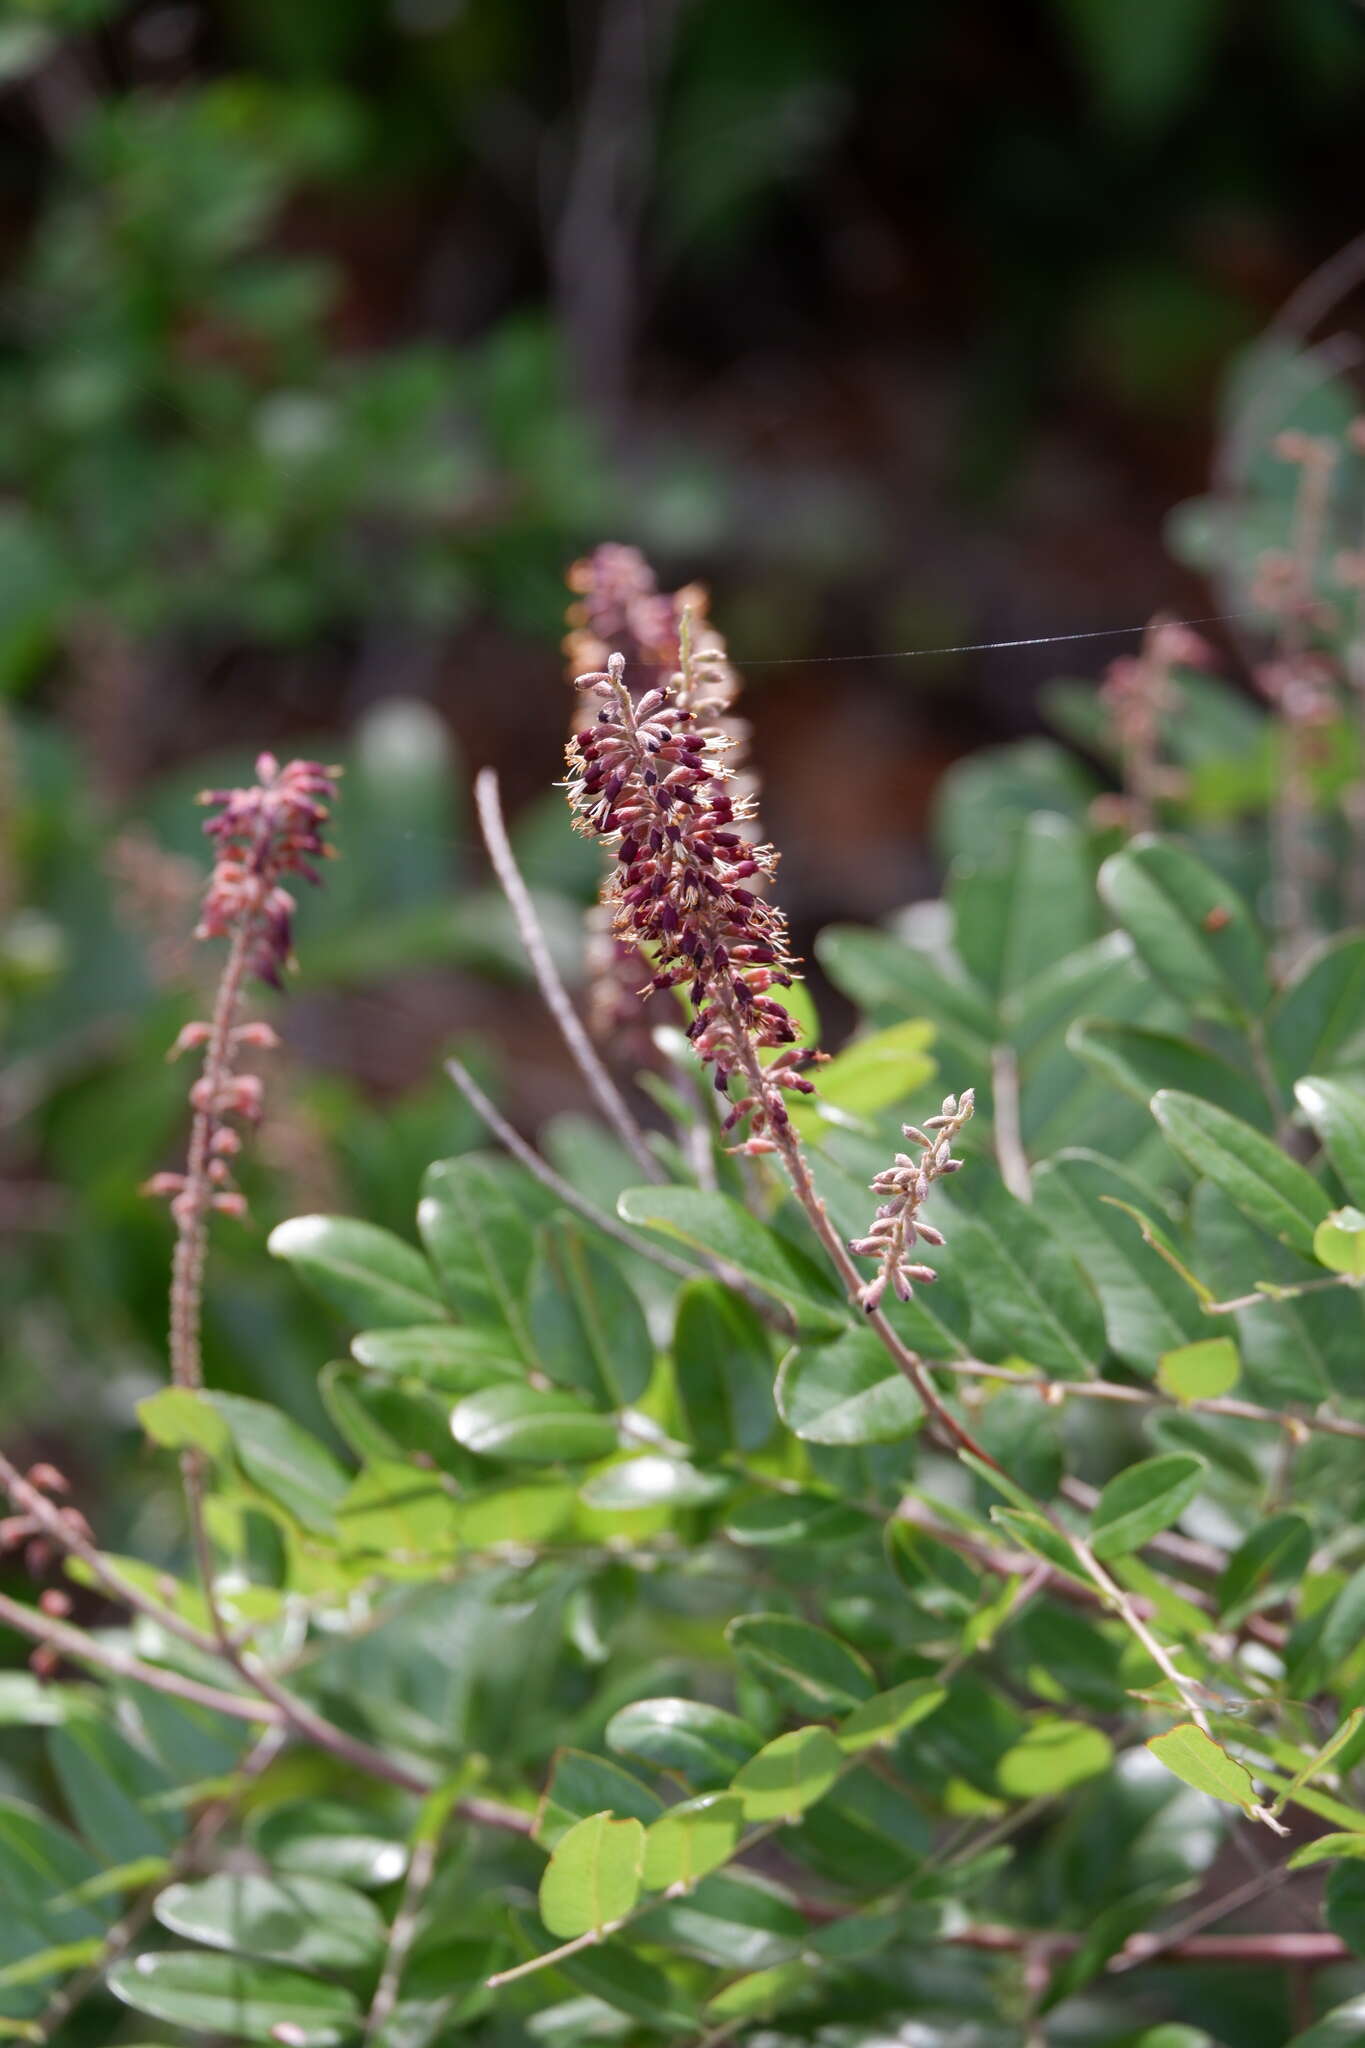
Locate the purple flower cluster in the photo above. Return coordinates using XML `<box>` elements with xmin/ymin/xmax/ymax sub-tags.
<box><xmin>565</xmin><ymin>653</ymin><xmax>815</xmax><ymax>1147</ymax></box>
<box><xmin>563</xmin><ymin>543</ymin><xmax>695</xmax><ymax>681</ymax></box>
<box><xmin>196</xmin><ymin>754</ymin><xmax>339</xmax><ymax>989</ymax></box>
<box><xmin>145</xmin><ymin>754</ymin><xmax>338</xmax><ymax>1228</ymax></box>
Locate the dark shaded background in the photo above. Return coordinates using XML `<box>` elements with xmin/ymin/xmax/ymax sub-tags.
<box><xmin>3</xmin><ymin>0</ymin><xmax>1365</xmax><ymax>1507</ymax></box>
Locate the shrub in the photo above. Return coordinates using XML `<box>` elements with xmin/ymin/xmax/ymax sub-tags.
<box><xmin>8</xmin><ymin>465</ymin><xmax>1365</xmax><ymax>2046</ymax></box>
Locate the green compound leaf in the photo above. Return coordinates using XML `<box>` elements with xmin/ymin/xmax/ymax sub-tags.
<box><xmin>1156</xmin><ymin>1336</ymin><xmax>1240</xmax><ymax>1405</ymax></box>
<box><xmin>776</xmin><ymin>1327</ymin><xmax>922</xmax><ymax>1444</ymax></box>
<box><xmin>1297</xmin><ymin>1076</ymin><xmax>1365</xmax><ymax>1207</ymax></box>
<box><xmin>954</xmin><ymin>1184</ymin><xmax>1105</xmax><ymax>1382</ymax></box>
<box><xmin>108</xmin><ymin>1951</ymin><xmax>359</xmax><ymax>2046</ymax></box>
<box><xmin>267</xmin><ymin>1213</ymin><xmax>445</xmax><ymax>1328</ymax></box>
<box><xmin>528</xmin><ymin>1216</ymin><xmax>653</xmax><ymax>1407</ymax></box>
<box><xmin>1152</xmin><ymin>1091</ymin><xmax>1331</xmax><ymax>1259</ymax></box>
<box><xmin>1068</xmin><ymin>1016</ymin><xmax>1272</xmax><ymax>1129</ymax></box>
<box><xmin>729</xmin><ymin>1726</ymin><xmax>844</xmax><ymax>1822</ymax></box>
<box><xmin>1146</xmin><ymin>1723</ymin><xmax>1261</xmax><ymax>1816</ymax></box>
<box><xmin>418</xmin><ymin>1152</ymin><xmax>549</xmax><ymax>1353</ymax></box>
<box><xmin>997</xmin><ymin>1718</ymin><xmax>1113</xmax><ymax>1797</ymax></box>
<box><xmin>538</xmin><ymin>1811</ymin><xmax>645</xmax><ymax>1940</ymax></box>
<box><xmin>154</xmin><ymin>1872</ymin><xmax>386</xmax><ymax>1972</ymax></box>
<box><xmin>726</xmin><ymin>1614</ymin><xmax>874</xmax><ymax>1717</ymax></box>
<box><xmin>349</xmin><ymin>1323</ymin><xmax>525</xmax><ymax>1392</ymax></box>
<box><xmin>1098</xmin><ymin>836</ymin><xmax>1270</xmax><ymax>1019</ymax></box>
<box><xmin>1218</xmin><ymin>1513</ymin><xmax>1313</xmax><ymax>1627</ymax></box>
<box><xmin>606</xmin><ymin>1699</ymin><xmax>760</xmax><ymax>1790</ymax></box>
<box><xmin>643</xmin><ymin>1795</ymin><xmax>745</xmax><ymax>1891</ymax></box>
<box><xmin>1089</xmin><ymin>1452</ymin><xmax>1205</xmax><ymax>1559</ymax></box>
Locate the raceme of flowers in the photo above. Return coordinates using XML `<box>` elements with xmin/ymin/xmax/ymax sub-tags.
<box><xmin>144</xmin><ymin>754</ymin><xmax>338</xmax><ymax>1226</ymax></box>
<box><xmin>565</xmin><ymin>652</ymin><xmax>815</xmax><ymax>1148</ymax></box>
<box><xmin>849</xmin><ymin>1089</ymin><xmax>975</xmax><ymax>1313</ymax></box>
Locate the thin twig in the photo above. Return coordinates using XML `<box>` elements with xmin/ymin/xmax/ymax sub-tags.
<box><xmin>474</xmin><ymin>768</ymin><xmax>661</xmax><ymax>1181</ymax></box>
<box><xmin>991</xmin><ymin>1044</ymin><xmax>1032</xmax><ymax>1202</ymax></box>
<box><xmin>922</xmin><ymin>1352</ymin><xmax>1365</xmax><ymax>1443</ymax></box>
<box><xmin>364</xmin><ymin>1829</ymin><xmax>440</xmax><ymax>2042</ymax></box>
<box><xmin>0</xmin><ymin>1591</ymin><xmax>280</xmax><ymax>1724</ymax></box>
<box><xmin>0</xmin><ymin>1447</ymin><xmax>224</xmax><ymax>1659</ymax></box>
<box><xmin>444</xmin><ymin>1056</ymin><xmax>701</xmax><ymax>1286</ymax></box>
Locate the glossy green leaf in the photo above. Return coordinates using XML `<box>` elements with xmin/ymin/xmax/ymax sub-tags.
<box><xmin>1089</xmin><ymin>1452</ymin><xmax>1205</xmax><ymax>1559</ymax></box>
<box><xmin>775</xmin><ymin>1328</ymin><xmax>922</xmax><ymax>1444</ymax></box>
<box><xmin>349</xmin><ymin>1324</ymin><xmax>525</xmax><ymax>1391</ymax></box>
<box><xmin>607</xmin><ymin>1699</ymin><xmax>760</xmax><ymax>1789</ymax></box>
<box><xmin>1156</xmin><ymin>1336</ymin><xmax>1239</xmax><ymax>1404</ymax></box>
<box><xmin>724</xmin><ymin>1491</ymin><xmax>866</xmax><ymax>1547</ymax></box>
<box><xmin>1146</xmin><ymin>1724</ymin><xmax>1261</xmax><ymax>1815</ymax></box>
<box><xmin>672</xmin><ymin>1280</ymin><xmax>776</xmax><ymax>1457</ymax></box>
<box><xmin>1270</xmin><ymin>1710</ymin><xmax>1365</xmax><ymax>1820</ymax></box>
<box><xmin>1297</xmin><ymin>1075</ymin><xmax>1365</xmax><ymax>1206</ymax></box>
<box><xmin>642</xmin><ymin>1794</ymin><xmax>745</xmax><ymax>1890</ymax></box>
<box><xmin>638</xmin><ymin>1869</ymin><xmax>805</xmax><ymax>1970</ymax></box>
<box><xmin>154</xmin><ymin>1872</ymin><xmax>386</xmax><ymax>1971</ymax></box>
<box><xmin>727</xmin><ymin>1613</ymin><xmax>875</xmax><ymax>1716</ymax></box>
<box><xmin>704</xmin><ymin>1960</ymin><xmax>811</xmax><ymax>2022</ymax></box>
<box><xmin>249</xmin><ymin>1803</ymin><xmax>407</xmax><ymax>1890</ymax></box>
<box><xmin>1269</xmin><ymin>931</ymin><xmax>1365</xmax><ymax>1086</ymax></box>
<box><xmin>528</xmin><ymin>1217</ymin><xmax>652</xmax><ymax>1407</ymax></box>
<box><xmin>0</xmin><ymin>1801</ymin><xmax>105</xmax><ymax>1943</ymax></box>
<box><xmin>578</xmin><ymin>1455</ymin><xmax>730</xmax><ymax>1511</ymax></box>
<box><xmin>108</xmin><ymin>1951</ymin><xmax>359</xmax><ymax>2045</ymax></box>
<box><xmin>538</xmin><ymin>1811</ymin><xmax>645</xmax><ymax>1939</ymax></box>
<box><xmin>47</xmin><ymin>1721</ymin><xmax>175</xmax><ymax>1868</ymax></box>
<box><xmin>616</xmin><ymin>1188</ymin><xmax>845</xmax><ymax>1336</ymax></box>
<box><xmin>996</xmin><ymin>1718</ymin><xmax>1113</xmax><ymax>1796</ymax></box>
<box><xmin>1098</xmin><ymin>836</ymin><xmax>1270</xmax><ymax>1018</ymax></box>
<box><xmin>1153</xmin><ymin>1090</ymin><xmax>1331</xmax><ymax>1257</ymax></box>
<box><xmin>537</xmin><ymin>1751</ymin><xmax>662</xmax><ymax>1847</ymax></box>
<box><xmin>730</xmin><ymin>1725</ymin><xmax>844</xmax><ymax>1821</ymax></box>
<box><xmin>549</xmin><ymin>1934</ymin><xmax>698</xmax><ymax>2032</ymax></box>
<box><xmin>449</xmin><ymin>1384</ymin><xmax>618</xmax><ymax>1464</ymax></box>
<box><xmin>268</xmin><ymin>1213</ymin><xmax>445</xmax><ymax>1328</ymax></box>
